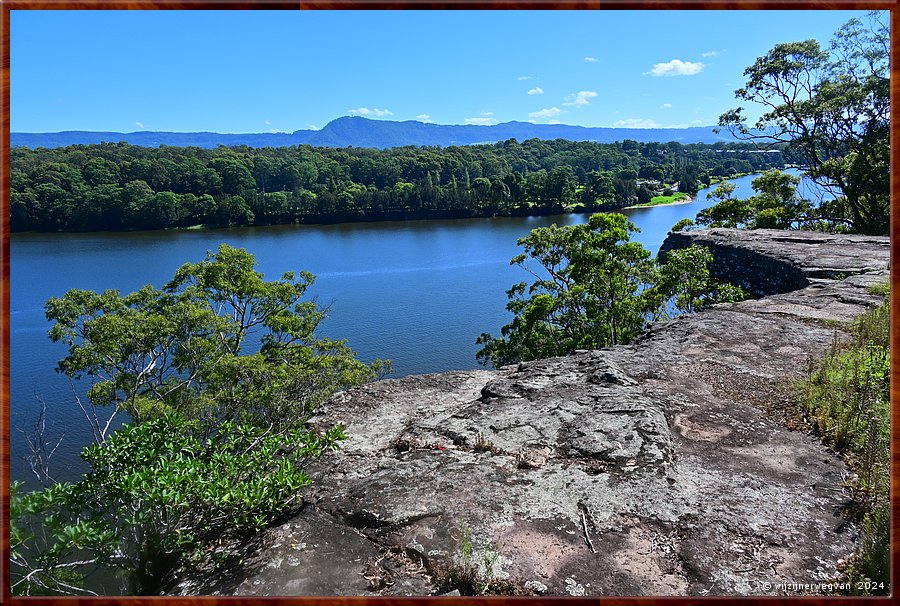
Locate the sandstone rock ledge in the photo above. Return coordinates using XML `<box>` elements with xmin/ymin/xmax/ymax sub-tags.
<box><xmin>174</xmin><ymin>229</ymin><xmax>889</xmax><ymax>597</ymax></box>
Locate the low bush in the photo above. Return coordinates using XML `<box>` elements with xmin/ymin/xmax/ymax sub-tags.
<box><xmin>796</xmin><ymin>284</ymin><xmax>889</xmax><ymax>594</ymax></box>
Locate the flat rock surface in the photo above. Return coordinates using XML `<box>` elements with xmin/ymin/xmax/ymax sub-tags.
<box><xmin>174</xmin><ymin>229</ymin><xmax>889</xmax><ymax>596</ymax></box>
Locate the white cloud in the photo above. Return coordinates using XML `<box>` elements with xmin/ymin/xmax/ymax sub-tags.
<box><xmin>518</xmin><ymin>75</ymin><xmax>533</xmax><ymax>80</ymax></box>
<box><xmin>135</xmin><ymin>121</ymin><xmax>145</xmax><ymax>129</ymax></box>
<box><xmin>646</xmin><ymin>59</ymin><xmax>705</xmax><ymax>77</ymax></box>
<box><xmin>584</xmin><ymin>57</ymin><xmax>598</xmax><ymax>63</ymax></box>
<box><xmin>528</xmin><ymin>107</ymin><xmax>563</xmax><ymax>118</ymax></box>
<box><xmin>307</xmin><ymin>124</ymin><xmax>320</xmax><ymax>131</ymax></box>
<box><xmin>269</xmin><ymin>129</ymin><xmax>288</xmax><ymax>134</ymax></box>
<box><xmin>348</xmin><ymin>107</ymin><xmax>393</xmax><ymax>117</ymax></box>
<box><xmin>701</xmin><ymin>50</ymin><xmax>721</xmax><ymax>58</ymax></box>
<box><xmin>264</xmin><ymin>119</ymin><xmax>272</xmax><ymax>125</ymax></box>
<box><xmin>416</xmin><ymin>114</ymin><xmax>434</xmax><ymax>123</ymax></box>
<box><xmin>562</xmin><ymin>91</ymin><xmax>598</xmax><ymax>107</ymax></box>
<box><xmin>481</xmin><ymin>111</ymin><xmax>494</xmax><ymax>116</ymax></box>
<box><xmin>548</xmin><ymin>120</ymin><xmax>563</xmax><ymax>125</ymax></box>
<box><xmin>528</xmin><ymin>87</ymin><xmax>544</xmax><ymax>95</ymax></box>
<box><xmin>613</xmin><ymin>118</ymin><xmax>662</xmax><ymax>128</ymax></box>
<box><xmin>659</xmin><ymin>103</ymin><xmax>673</xmax><ymax>109</ymax></box>
<box><xmin>465</xmin><ymin>117</ymin><xmax>498</xmax><ymax>126</ymax></box>
<box><xmin>690</xmin><ymin>119</ymin><xmax>705</xmax><ymax>125</ymax></box>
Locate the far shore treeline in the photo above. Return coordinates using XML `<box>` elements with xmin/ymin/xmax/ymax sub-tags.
<box><xmin>10</xmin><ymin>139</ymin><xmax>789</xmax><ymax>233</ymax></box>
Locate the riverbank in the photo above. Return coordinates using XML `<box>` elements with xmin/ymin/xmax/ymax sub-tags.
<box><xmin>709</xmin><ymin>171</ymin><xmax>757</xmax><ymax>185</ymax></box>
<box><xmin>14</xmin><ymin>204</ymin><xmax>622</xmax><ymax>234</ymax></box>
<box><xmin>624</xmin><ymin>193</ymin><xmax>694</xmax><ymax>210</ymax></box>
<box><xmin>186</xmin><ymin>195</ymin><xmax>696</xmax><ymax>230</ymax></box>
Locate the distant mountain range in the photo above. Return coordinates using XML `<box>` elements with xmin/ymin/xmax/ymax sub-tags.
<box><xmin>11</xmin><ymin>116</ymin><xmax>739</xmax><ymax>150</ymax></box>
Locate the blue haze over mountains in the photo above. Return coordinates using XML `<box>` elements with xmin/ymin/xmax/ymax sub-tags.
<box><xmin>11</xmin><ymin>116</ymin><xmax>739</xmax><ymax>149</ymax></box>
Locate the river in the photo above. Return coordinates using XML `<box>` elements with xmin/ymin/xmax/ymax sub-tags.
<box><xmin>9</xmin><ymin>170</ymin><xmax>820</xmax><ymax>485</ymax></box>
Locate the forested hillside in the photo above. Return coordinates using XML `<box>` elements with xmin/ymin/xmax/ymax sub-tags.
<box><xmin>11</xmin><ymin>138</ymin><xmax>787</xmax><ymax>232</ymax></box>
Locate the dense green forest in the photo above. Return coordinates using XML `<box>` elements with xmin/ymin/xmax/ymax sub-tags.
<box><xmin>10</xmin><ymin>139</ymin><xmax>788</xmax><ymax>232</ymax></box>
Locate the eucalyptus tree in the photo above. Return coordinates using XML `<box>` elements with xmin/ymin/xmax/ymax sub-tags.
<box><xmin>718</xmin><ymin>11</ymin><xmax>889</xmax><ymax>235</ymax></box>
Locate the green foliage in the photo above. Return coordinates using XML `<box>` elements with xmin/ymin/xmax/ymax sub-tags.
<box><xmin>437</xmin><ymin>522</ymin><xmax>513</xmax><ymax>596</ymax></box>
<box><xmin>845</xmin><ymin>503</ymin><xmax>890</xmax><ymax>595</ymax></box>
<box><xmin>670</xmin><ymin>162</ymin><xmax>700</xmax><ymax>196</ymax></box>
<box><xmin>15</xmin><ymin>246</ymin><xmax>385</xmax><ymax>595</ymax></box>
<box><xmin>46</xmin><ymin>243</ymin><xmax>388</xmax><ymax>427</ymax></box>
<box><xmin>11</xmin><ymin>139</ymin><xmax>787</xmax><ymax>232</ymax></box>
<box><xmin>670</xmin><ymin>218</ymin><xmax>695</xmax><ymax>233</ymax></box>
<box><xmin>695</xmin><ymin>169</ymin><xmax>817</xmax><ymax>230</ymax></box>
<box><xmin>719</xmin><ymin>12</ymin><xmax>888</xmax><ymax>235</ymax></box>
<box><xmin>659</xmin><ymin>245</ymin><xmax>747</xmax><ymax>314</ymax></box>
<box><xmin>476</xmin><ymin>214</ymin><xmax>659</xmax><ymax>367</ymax></box>
<box><xmin>799</xmin><ymin>303</ymin><xmax>889</xmax><ymax>457</ymax></box>
<box><xmin>11</xmin><ymin>414</ymin><xmax>346</xmax><ymax>595</ymax></box>
<box><xmin>796</xmin><ymin>286</ymin><xmax>889</xmax><ymax>593</ymax></box>
<box><xmin>477</xmin><ymin>215</ymin><xmax>744</xmax><ymax>367</ymax></box>
<box><xmin>866</xmin><ymin>281</ymin><xmax>890</xmax><ymax>298</ymax></box>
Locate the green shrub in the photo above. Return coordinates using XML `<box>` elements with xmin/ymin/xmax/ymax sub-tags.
<box><xmin>796</xmin><ymin>285</ymin><xmax>889</xmax><ymax>594</ymax></box>
<box><xmin>12</xmin><ymin>245</ymin><xmax>384</xmax><ymax>595</ymax></box>
<box><xmin>11</xmin><ymin>414</ymin><xmax>346</xmax><ymax>595</ymax></box>
<box><xmin>478</xmin><ymin>215</ymin><xmax>747</xmax><ymax>367</ymax></box>
<box><xmin>670</xmin><ymin>218</ymin><xmax>695</xmax><ymax>232</ymax></box>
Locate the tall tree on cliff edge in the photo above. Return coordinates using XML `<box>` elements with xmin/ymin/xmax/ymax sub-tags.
<box><xmin>718</xmin><ymin>11</ymin><xmax>889</xmax><ymax>236</ymax></box>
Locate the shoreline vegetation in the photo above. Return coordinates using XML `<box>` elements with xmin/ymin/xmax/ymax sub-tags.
<box><xmin>22</xmin><ymin>190</ymin><xmax>707</xmax><ymax>235</ymax></box>
<box><xmin>625</xmin><ymin>191</ymin><xmax>692</xmax><ymax>209</ymax></box>
<box><xmin>164</xmin><ymin>204</ymin><xmax>644</xmax><ymax>232</ymax></box>
<box><xmin>158</xmin><ymin>192</ymin><xmax>696</xmax><ymax>232</ymax></box>
<box><xmin>10</xmin><ymin>138</ymin><xmax>789</xmax><ymax>234</ymax></box>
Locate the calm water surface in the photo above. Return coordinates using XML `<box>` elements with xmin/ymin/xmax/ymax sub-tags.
<box><xmin>10</xmin><ymin>171</ymin><xmax>816</xmax><ymax>484</ymax></box>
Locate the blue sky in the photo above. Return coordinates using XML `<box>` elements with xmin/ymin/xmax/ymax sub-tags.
<box><xmin>12</xmin><ymin>9</ymin><xmax>874</xmax><ymax>133</ymax></box>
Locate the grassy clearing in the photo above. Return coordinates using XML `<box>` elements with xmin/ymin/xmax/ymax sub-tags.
<box><xmin>707</xmin><ymin>172</ymin><xmax>756</xmax><ymax>185</ymax></box>
<box><xmin>636</xmin><ymin>191</ymin><xmax>689</xmax><ymax>207</ymax></box>
<box><xmin>795</xmin><ymin>284</ymin><xmax>890</xmax><ymax>594</ymax></box>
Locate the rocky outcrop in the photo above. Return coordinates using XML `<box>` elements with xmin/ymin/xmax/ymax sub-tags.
<box><xmin>172</xmin><ymin>229</ymin><xmax>889</xmax><ymax>597</ymax></box>
<box><xmin>659</xmin><ymin>228</ymin><xmax>889</xmax><ymax>296</ymax></box>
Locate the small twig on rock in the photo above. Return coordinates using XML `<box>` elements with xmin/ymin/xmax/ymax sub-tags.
<box><xmin>579</xmin><ymin>508</ymin><xmax>596</xmax><ymax>553</ymax></box>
